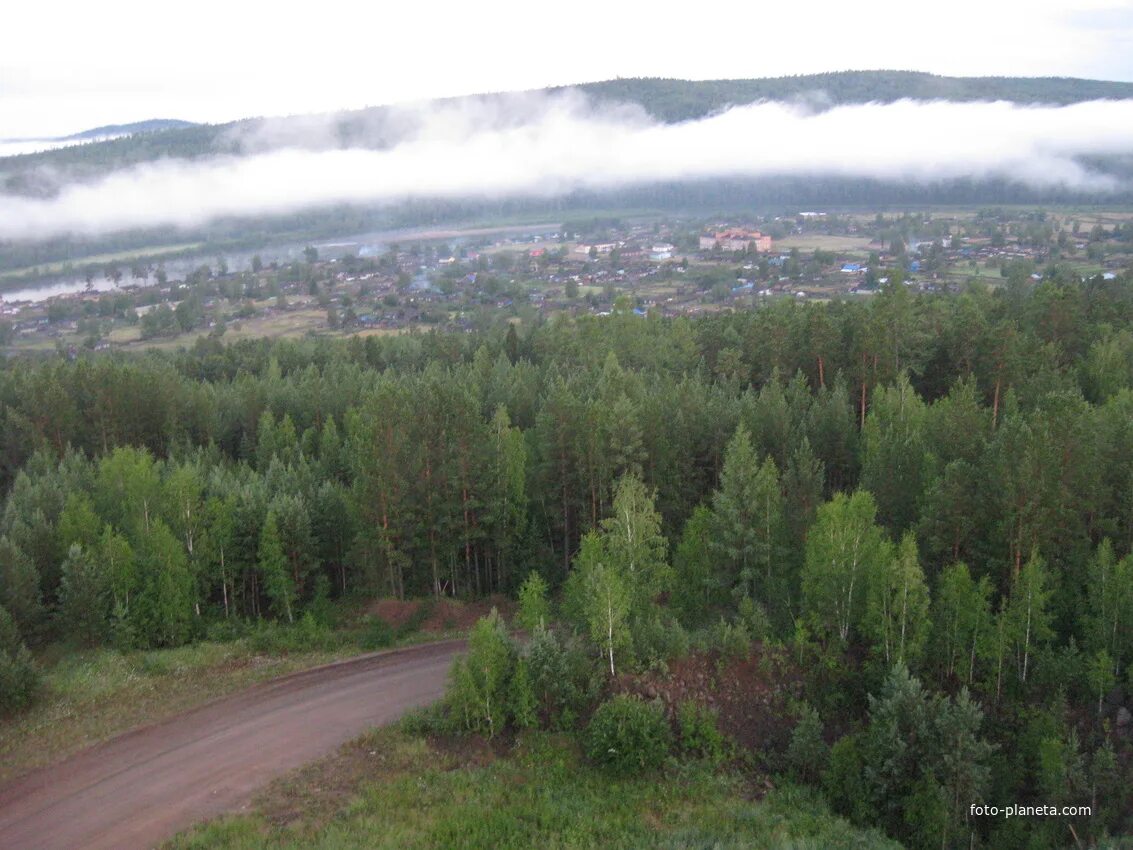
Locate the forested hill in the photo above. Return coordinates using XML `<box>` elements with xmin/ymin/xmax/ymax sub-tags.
<box><xmin>573</xmin><ymin>71</ymin><xmax>1133</xmax><ymax>122</ymax></box>
<box><xmin>58</xmin><ymin>119</ymin><xmax>198</xmax><ymax>141</ymax></box>
<box><xmin>4</xmin><ymin>70</ymin><xmax>1133</xmax><ymax>187</ymax></box>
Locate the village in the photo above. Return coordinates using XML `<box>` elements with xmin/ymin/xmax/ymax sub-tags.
<box><xmin>2</xmin><ymin>207</ymin><xmax>1131</xmax><ymax>353</ymax></box>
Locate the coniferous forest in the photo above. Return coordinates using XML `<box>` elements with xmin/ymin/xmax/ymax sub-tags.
<box><xmin>3</xmin><ymin>272</ymin><xmax>1133</xmax><ymax>847</ymax></box>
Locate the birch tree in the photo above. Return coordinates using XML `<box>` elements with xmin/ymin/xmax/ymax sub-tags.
<box><xmin>864</xmin><ymin>532</ymin><xmax>929</xmax><ymax>668</ymax></box>
<box><xmin>802</xmin><ymin>490</ymin><xmax>889</xmax><ymax>645</ymax></box>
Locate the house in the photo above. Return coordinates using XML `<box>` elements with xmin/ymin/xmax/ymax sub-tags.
<box><xmin>699</xmin><ymin>229</ymin><xmax>773</xmax><ymax>253</ymax></box>
<box><xmin>650</xmin><ymin>243</ymin><xmax>675</xmax><ymax>261</ymax></box>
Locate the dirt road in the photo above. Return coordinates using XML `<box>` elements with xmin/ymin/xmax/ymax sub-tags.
<box><xmin>0</xmin><ymin>640</ymin><xmax>462</xmax><ymax>850</ymax></box>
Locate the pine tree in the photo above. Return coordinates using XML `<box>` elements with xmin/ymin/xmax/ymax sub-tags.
<box><xmin>516</xmin><ymin>571</ymin><xmax>550</xmax><ymax>632</ymax></box>
<box><xmin>259</xmin><ymin>511</ymin><xmax>294</xmax><ymax>624</ymax></box>
<box><xmin>58</xmin><ymin>544</ymin><xmax>109</xmax><ymax>646</ymax></box>
<box><xmin>711</xmin><ymin>425</ymin><xmax>785</xmax><ymax>604</ymax></box>
<box><xmin>134</xmin><ymin>520</ymin><xmax>194</xmax><ymax>647</ymax></box>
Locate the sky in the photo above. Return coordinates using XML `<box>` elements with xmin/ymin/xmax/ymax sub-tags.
<box><xmin>3</xmin><ymin>0</ymin><xmax>1133</xmax><ymax>138</ymax></box>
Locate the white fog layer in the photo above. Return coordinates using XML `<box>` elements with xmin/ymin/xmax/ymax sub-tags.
<box><xmin>4</xmin><ymin>93</ymin><xmax>1133</xmax><ymax>240</ymax></box>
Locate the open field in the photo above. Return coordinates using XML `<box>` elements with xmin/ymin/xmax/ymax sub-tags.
<box><xmin>774</xmin><ymin>234</ymin><xmax>875</xmax><ymax>252</ymax></box>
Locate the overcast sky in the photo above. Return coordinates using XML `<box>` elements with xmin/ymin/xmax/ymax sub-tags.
<box><xmin>3</xmin><ymin>0</ymin><xmax>1133</xmax><ymax>138</ymax></box>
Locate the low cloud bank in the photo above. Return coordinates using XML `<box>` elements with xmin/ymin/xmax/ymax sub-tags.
<box><xmin>3</xmin><ymin>92</ymin><xmax>1133</xmax><ymax>240</ymax></box>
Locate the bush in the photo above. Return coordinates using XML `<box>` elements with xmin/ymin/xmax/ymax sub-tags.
<box><xmin>786</xmin><ymin>702</ymin><xmax>829</xmax><ymax>785</ymax></box>
<box><xmin>677</xmin><ymin>700</ymin><xmax>728</xmax><ymax>764</ymax></box>
<box><xmin>510</xmin><ymin>657</ymin><xmax>538</xmax><ymax>729</ymax></box>
<box><xmin>632</xmin><ymin>612</ymin><xmax>690</xmax><ymax>674</ymax></box>
<box><xmin>585</xmin><ymin>694</ymin><xmax>673</xmax><ymax>775</ymax></box>
<box><xmin>516</xmin><ymin>571</ymin><xmax>550</xmax><ymax>632</ymax></box>
<box><xmin>526</xmin><ymin>628</ymin><xmax>602</xmax><ymax>730</ymax></box>
<box><xmin>359</xmin><ymin>615</ymin><xmax>395</xmax><ymax>650</ymax></box>
<box><xmin>446</xmin><ymin>609</ymin><xmax>515</xmax><ymax>737</ymax></box>
<box><xmin>400</xmin><ymin>701</ymin><xmax>459</xmax><ymax>737</ymax></box>
<box><xmin>247</xmin><ymin>614</ymin><xmax>342</xmax><ymax>654</ymax></box>
<box><xmin>0</xmin><ymin>605</ymin><xmax>39</xmax><ymax>715</ymax></box>
<box><xmin>736</xmin><ymin>596</ymin><xmax>770</xmax><ymax>641</ymax></box>
<box><xmin>709</xmin><ymin>617</ymin><xmax>752</xmax><ymax>662</ymax></box>
<box><xmin>203</xmin><ymin>616</ymin><xmax>247</xmax><ymax>644</ymax></box>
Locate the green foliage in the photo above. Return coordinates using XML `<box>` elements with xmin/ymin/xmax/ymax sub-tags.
<box><xmin>134</xmin><ymin>520</ymin><xmax>195</xmax><ymax>648</ymax></box>
<box><xmin>565</xmin><ymin>532</ymin><xmax>632</xmax><ymax>676</ymax></box>
<box><xmin>787</xmin><ymin>702</ymin><xmax>829</xmax><ymax>785</ymax></box>
<box><xmin>929</xmin><ymin>562</ymin><xmax>993</xmax><ymax>688</ymax></box>
<box><xmin>824</xmin><ymin>733</ymin><xmax>869</xmax><ymax>824</ymax></box>
<box><xmin>677</xmin><ymin>700</ymin><xmax>728</xmax><ymax>764</ymax></box>
<box><xmin>0</xmin><ymin>605</ymin><xmax>39</xmax><ymax>715</ymax></box>
<box><xmin>525</xmin><ymin>628</ymin><xmax>599</xmax><ymax>730</ymax></box>
<box><xmin>359</xmin><ymin>615</ymin><xmax>395</xmax><ymax>650</ymax></box>
<box><xmin>630</xmin><ymin>610</ymin><xmax>689</xmax><ymax>673</ymax></box>
<box><xmin>710</xmin><ymin>425</ymin><xmax>786</xmax><ymax>606</ymax></box>
<box><xmin>57</xmin><ymin>543</ymin><xmax>109</xmax><ymax>646</ymax></box>
<box><xmin>802</xmin><ymin>491</ymin><xmax>890</xmax><ymax>645</ymax></box>
<box><xmin>516</xmin><ymin>571</ymin><xmax>550</xmax><ymax>632</ymax></box>
<box><xmin>585</xmin><ymin>694</ymin><xmax>673</xmax><ymax>776</ymax></box>
<box><xmin>447</xmin><ymin>609</ymin><xmax>515</xmax><ymax>737</ymax></box>
<box><xmin>859</xmin><ymin>665</ymin><xmax>992</xmax><ymax>848</ymax></box>
<box><xmin>670</xmin><ymin>505</ymin><xmax>725</xmax><ymax>626</ymax></box>
<box><xmin>863</xmin><ymin>532</ymin><xmax>929</xmax><ymax>669</ymax></box>
<box><xmin>259</xmin><ymin>511</ymin><xmax>295</xmax><ymax>625</ymax></box>
<box><xmin>0</xmin><ymin>536</ymin><xmax>42</xmax><ymax>639</ymax></box>
<box><xmin>703</xmin><ymin>617</ymin><xmax>752</xmax><ymax>662</ymax></box>
<box><xmin>247</xmin><ymin>615</ymin><xmax>343</xmax><ymax>654</ymax></box>
<box><xmin>509</xmin><ymin>658</ymin><xmax>538</xmax><ymax>730</ymax></box>
<box><xmin>600</xmin><ymin>473</ymin><xmax>671</xmax><ymax>605</ymax></box>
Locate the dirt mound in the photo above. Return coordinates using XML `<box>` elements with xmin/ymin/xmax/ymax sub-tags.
<box><xmin>369</xmin><ymin>599</ymin><xmax>421</xmax><ymax>630</ymax></box>
<box><xmin>367</xmin><ymin>595</ymin><xmax>517</xmax><ymax>634</ymax></box>
<box><xmin>617</xmin><ymin>644</ymin><xmax>803</xmax><ymax>759</ymax></box>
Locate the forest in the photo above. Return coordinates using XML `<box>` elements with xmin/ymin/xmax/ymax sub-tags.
<box><xmin>3</xmin><ymin>271</ymin><xmax>1133</xmax><ymax>847</ymax></box>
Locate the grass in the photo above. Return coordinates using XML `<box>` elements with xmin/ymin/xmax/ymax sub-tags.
<box><xmin>167</xmin><ymin>728</ymin><xmax>899</xmax><ymax>849</ymax></box>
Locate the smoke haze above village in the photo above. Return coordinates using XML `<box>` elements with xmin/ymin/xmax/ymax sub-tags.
<box><xmin>4</xmin><ymin>92</ymin><xmax>1133</xmax><ymax>241</ymax></box>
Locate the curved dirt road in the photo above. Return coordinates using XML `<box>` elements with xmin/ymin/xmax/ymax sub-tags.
<box><xmin>0</xmin><ymin>640</ymin><xmax>462</xmax><ymax>850</ymax></box>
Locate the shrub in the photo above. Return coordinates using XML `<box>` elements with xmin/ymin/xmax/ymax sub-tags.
<box><xmin>516</xmin><ymin>571</ymin><xmax>551</xmax><ymax>632</ymax></box>
<box><xmin>736</xmin><ymin>596</ymin><xmax>770</xmax><ymax>641</ymax></box>
<box><xmin>632</xmin><ymin>612</ymin><xmax>690</xmax><ymax>673</ymax></box>
<box><xmin>786</xmin><ymin>702</ymin><xmax>829</xmax><ymax>785</ymax></box>
<box><xmin>359</xmin><ymin>615</ymin><xmax>395</xmax><ymax>650</ymax></box>
<box><xmin>0</xmin><ymin>605</ymin><xmax>39</xmax><ymax>715</ymax></box>
<box><xmin>247</xmin><ymin>614</ymin><xmax>341</xmax><ymax>654</ymax></box>
<box><xmin>526</xmin><ymin>628</ymin><xmax>602</xmax><ymax>730</ymax></box>
<box><xmin>824</xmin><ymin>734</ymin><xmax>869</xmax><ymax>823</ymax></box>
<box><xmin>585</xmin><ymin>694</ymin><xmax>673</xmax><ymax>775</ymax></box>
<box><xmin>677</xmin><ymin>700</ymin><xmax>728</xmax><ymax>764</ymax></box>
<box><xmin>400</xmin><ymin>701</ymin><xmax>459</xmax><ymax>737</ymax></box>
<box><xmin>510</xmin><ymin>657</ymin><xmax>538</xmax><ymax>729</ymax></box>
<box><xmin>709</xmin><ymin>617</ymin><xmax>752</xmax><ymax>662</ymax></box>
<box><xmin>446</xmin><ymin>609</ymin><xmax>515</xmax><ymax>737</ymax></box>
